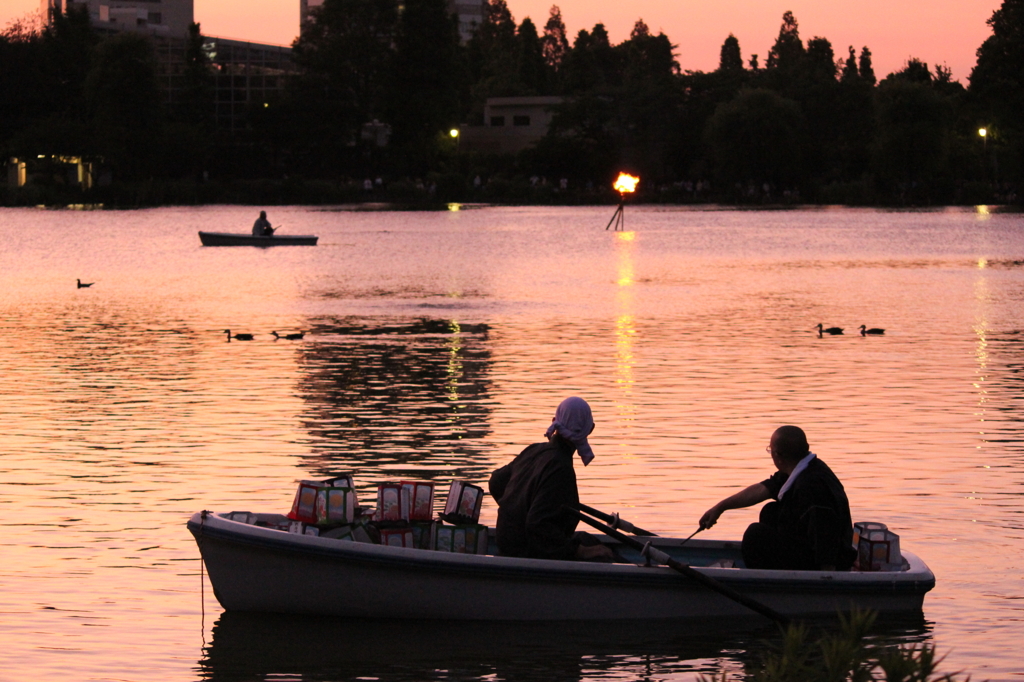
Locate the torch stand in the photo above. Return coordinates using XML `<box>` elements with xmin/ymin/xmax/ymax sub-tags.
<box><xmin>605</xmin><ymin>199</ymin><xmax>625</xmax><ymax>231</ymax></box>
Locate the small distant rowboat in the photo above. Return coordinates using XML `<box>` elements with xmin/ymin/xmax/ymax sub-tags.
<box><xmin>198</xmin><ymin>232</ymin><xmax>318</xmax><ymax>247</ymax></box>
<box><xmin>187</xmin><ymin>511</ymin><xmax>935</xmax><ymax>621</ymax></box>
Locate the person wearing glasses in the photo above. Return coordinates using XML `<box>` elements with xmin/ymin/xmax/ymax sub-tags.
<box><xmin>699</xmin><ymin>425</ymin><xmax>856</xmax><ymax>571</ymax></box>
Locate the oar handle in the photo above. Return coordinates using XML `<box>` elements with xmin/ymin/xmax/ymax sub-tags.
<box><xmin>568</xmin><ymin>507</ymin><xmax>790</xmax><ymax>626</ymax></box>
<box><xmin>578</xmin><ymin>502</ymin><xmax>657</xmax><ymax>536</ymax></box>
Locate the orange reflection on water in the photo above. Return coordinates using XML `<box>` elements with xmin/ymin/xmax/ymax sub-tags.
<box><xmin>614</xmin><ymin>230</ymin><xmax>637</xmax><ymax>435</ymax></box>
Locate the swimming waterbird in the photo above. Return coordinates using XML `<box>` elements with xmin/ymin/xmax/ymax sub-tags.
<box><xmin>817</xmin><ymin>324</ymin><xmax>844</xmax><ymax>336</ymax></box>
<box><xmin>225</xmin><ymin>329</ymin><xmax>254</xmax><ymax>341</ymax></box>
<box><xmin>859</xmin><ymin>325</ymin><xmax>885</xmax><ymax>336</ymax></box>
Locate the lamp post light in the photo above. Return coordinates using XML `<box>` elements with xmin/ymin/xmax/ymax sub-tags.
<box><xmin>449</xmin><ymin>127</ymin><xmax>460</xmax><ymax>153</ymax></box>
<box><xmin>979</xmin><ymin>127</ymin><xmax>987</xmax><ymax>151</ymax></box>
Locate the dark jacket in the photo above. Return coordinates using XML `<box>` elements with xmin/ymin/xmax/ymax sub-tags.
<box><xmin>762</xmin><ymin>457</ymin><xmax>857</xmax><ymax>569</ymax></box>
<box><xmin>488</xmin><ymin>439</ymin><xmax>580</xmax><ymax>560</ymax></box>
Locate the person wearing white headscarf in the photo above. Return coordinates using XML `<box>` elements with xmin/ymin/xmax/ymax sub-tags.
<box><xmin>488</xmin><ymin>397</ymin><xmax>612</xmax><ymax>561</ymax></box>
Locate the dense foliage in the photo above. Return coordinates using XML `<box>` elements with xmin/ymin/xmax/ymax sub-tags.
<box><xmin>699</xmin><ymin>609</ymin><xmax>973</xmax><ymax>682</ymax></box>
<box><xmin>1</xmin><ymin>0</ymin><xmax>1021</xmax><ymax>206</ymax></box>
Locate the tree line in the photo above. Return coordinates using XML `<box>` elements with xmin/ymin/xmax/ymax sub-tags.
<box><xmin>1</xmin><ymin>0</ymin><xmax>1022</xmax><ymax>206</ymax></box>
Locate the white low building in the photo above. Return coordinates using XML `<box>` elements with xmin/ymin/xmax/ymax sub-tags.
<box><xmin>459</xmin><ymin>97</ymin><xmax>564</xmax><ymax>155</ymax></box>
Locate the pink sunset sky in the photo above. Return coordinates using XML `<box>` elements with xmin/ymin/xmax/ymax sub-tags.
<box><xmin>2</xmin><ymin>0</ymin><xmax>1002</xmax><ymax>83</ymax></box>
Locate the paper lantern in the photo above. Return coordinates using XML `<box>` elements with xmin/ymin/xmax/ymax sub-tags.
<box><xmin>432</xmin><ymin>523</ymin><xmax>489</xmax><ymax>555</ymax></box>
<box><xmin>379</xmin><ymin>527</ymin><xmax>415</xmax><ymax>548</ymax></box>
<box><xmin>287</xmin><ymin>520</ymin><xmax>319</xmax><ymax>536</ymax></box>
<box><xmin>375</xmin><ymin>482</ymin><xmax>409</xmax><ymax>522</ymax></box>
<box><xmin>402</xmin><ymin>481</ymin><xmax>435</xmax><ymax>521</ymax></box>
<box><xmin>316</xmin><ymin>487</ymin><xmax>356</xmax><ymax>525</ymax></box>
<box><xmin>410</xmin><ymin>521</ymin><xmax>435</xmax><ymax>549</ymax></box>
<box><xmin>287</xmin><ymin>480</ymin><xmax>323</xmax><ymax>523</ymax></box>
<box><xmin>442</xmin><ymin>481</ymin><xmax>483</xmax><ymax>524</ymax></box>
<box><xmin>855</xmin><ymin>521</ymin><xmax>902</xmax><ymax>571</ymax></box>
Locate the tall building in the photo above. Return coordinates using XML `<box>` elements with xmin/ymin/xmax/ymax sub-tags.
<box><xmin>449</xmin><ymin>0</ymin><xmax>483</xmax><ymax>43</ymax></box>
<box><xmin>41</xmin><ymin>0</ymin><xmax>194</xmax><ymax>38</ymax></box>
<box><xmin>298</xmin><ymin>0</ymin><xmax>324</xmax><ymax>27</ymax></box>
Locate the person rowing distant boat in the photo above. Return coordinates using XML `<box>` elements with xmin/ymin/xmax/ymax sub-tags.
<box><xmin>252</xmin><ymin>210</ymin><xmax>274</xmax><ymax>237</ymax></box>
<box><xmin>699</xmin><ymin>425</ymin><xmax>857</xmax><ymax>571</ymax></box>
<box><xmin>489</xmin><ymin>397</ymin><xmax>613</xmax><ymax>562</ymax></box>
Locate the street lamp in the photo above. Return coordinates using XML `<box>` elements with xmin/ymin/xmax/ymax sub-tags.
<box><xmin>978</xmin><ymin>127</ymin><xmax>987</xmax><ymax>151</ymax></box>
<box><xmin>449</xmin><ymin>127</ymin><xmax>460</xmax><ymax>153</ymax></box>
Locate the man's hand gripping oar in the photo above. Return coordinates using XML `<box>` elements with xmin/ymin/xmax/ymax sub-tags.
<box><xmin>568</xmin><ymin>505</ymin><xmax>791</xmax><ymax>626</ymax></box>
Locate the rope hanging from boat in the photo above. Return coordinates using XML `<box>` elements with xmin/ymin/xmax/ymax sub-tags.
<box><xmin>199</xmin><ymin>510</ymin><xmax>208</xmax><ymax>645</ymax></box>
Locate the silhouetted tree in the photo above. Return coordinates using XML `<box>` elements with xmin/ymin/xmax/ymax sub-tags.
<box><xmin>840</xmin><ymin>46</ymin><xmax>860</xmax><ymax>83</ymax></box>
<box><xmin>560</xmin><ymin>23</ymin><xmax>618</xmax><ymax>93</ymax></box>
<box><xmin>804</xmin><ymin>37</ymin><xmax>837</xmax><ymax>81</ymax></box>
<box><xmin>517</xmin><ymin>17</ymin><xmax>549</xmax><ymax>94</ymax></box>
<box><xmin>466</xmin><ymin>0</ymin><xmax>520</xmax><ymax>99</ymax></box>
<box><xmin>85</xmin><ymin>32</ymin><xmax>160</xmax><ymax>177</ymax></box>
<box><xmin>541</xmin><ymin>5</ymin><xmax>569</xmax><ymax>73</ymax></box>
<box><xmin>766</xmin><ymin>11</ymin><xmax>804</xmax><ymax>71</ymax></box>
<box><xmin>883</xmin><ymin>57</ymin><xmax>932</xmax><ymax>85</ymax></box>
<box><xmin>874</xmin><ymin>79</ymin><xmax>950</xmax><ymax>188</ymax></box>
<box><xmin>285</xmin><ymin>0</ymin><xmax>399</xmax><ymax>174</ymax></box>
<box><xmin>970</xmin><ymin>0</ymin><xmax>1024</xmax><ymax>177</ymax></box>
<box><xmin>835</xmin><ymin>46</ymin><xmax>876</xmax><ymax>179</ymax></box>
<box><xmin>858</xmin><ymin>46</ymin><xmax>876</xmax><ymax>85</ymax></box>
<box><xmin>387</xmin><ymin>0</ymin><xmax>463</xmax><ymax>171</ymax></box>
<box><xmin>705</xmin><ymin>88</ymin><xmax>804</xmax><ymax>188</ymax></box>
<box><xmin>719</xmin><ymin>34</ymin><xmax>744</xmax><ymax>72</ymax></box>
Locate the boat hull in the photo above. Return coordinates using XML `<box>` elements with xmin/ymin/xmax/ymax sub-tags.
<box><xmin>198</xmin><ymin>232</ymin><xmax>318</xmax><ymax>246</ymax></box>
<box><xmin>189</xmin><ymin>512</ymin><xmax>934</xmax><ymax>621</ymax></box>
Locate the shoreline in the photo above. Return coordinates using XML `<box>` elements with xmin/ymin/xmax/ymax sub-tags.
<box><xmin>2</xmin><ymin>177</ymin><xmax>1020</xmax><ymax>211</ymax></box>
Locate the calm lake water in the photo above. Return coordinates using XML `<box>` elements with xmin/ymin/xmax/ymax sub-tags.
<box><xmin>0</xmin><ymin>204</ymin><xmax>1022</xmax><ymax>681</ymax></box>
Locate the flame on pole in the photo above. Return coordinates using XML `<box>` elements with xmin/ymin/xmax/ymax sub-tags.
<box><xmin>606</xmin><ymin>172</ymin><xmax>639</xmax><ymax>231</ymax></box>
<box><xmin>613</xmin><ymin>173</ymin><xmax>640</xmax><ymax>195</ymax></box>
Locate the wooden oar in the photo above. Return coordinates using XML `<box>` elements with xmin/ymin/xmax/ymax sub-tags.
<box><xmin>577</xmin><ymin>502</ymin><xmax>657</xmax><ymax>536</ymax></box>
<box><xmin>568</xmin><ymin>507</ymin><xmax>791</xmax><ymax>626</ymax></box>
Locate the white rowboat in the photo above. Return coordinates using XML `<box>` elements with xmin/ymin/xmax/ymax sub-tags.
<box><xmin>188</xmin><ymin>511</ymin><xmax>935</xmax><ymax>621</ymax></box>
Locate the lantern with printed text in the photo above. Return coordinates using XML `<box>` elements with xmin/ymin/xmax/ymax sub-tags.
<box><xmin>441</xmin><ymin>480</ymin><xmax>484</xmax><ymax>524</ymax></box>
<box><xmin>432</xmin><ymin>523</ymin><xmax>489</xmax><ymax>554</ymax></box>
<box><xmin>316</xmin><ymin>486</ymin><xmax>356</xmax><ymax>525</ymax></box>
<box><xmin>288</xmin><ymin>480</ymin><xmax>324</xmax><ymax>523</ymax></box>
<box><xmin>379</xmin><ymin>527</ymin><xmax>416</xmax><ymax>548</ymax></box>
<box><xmin>401</xmin><ymin>480</ymin><xmax>435</xmax><ymax>521</ymax></box>
<box><xmin>288</xmin><ymin>474</ymin><xmax>356</xmax><ymax>524</ymax></box>
<box><xmin>374</xmin><ymin>482</ymin><xmax>409</xmax><ymax>523</ymax></box>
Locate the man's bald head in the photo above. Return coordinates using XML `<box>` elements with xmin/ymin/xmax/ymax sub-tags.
<box><xmin>771</xmin><ymin>426</ymin><xmax>809</xmax><ymax>464</ymax></box>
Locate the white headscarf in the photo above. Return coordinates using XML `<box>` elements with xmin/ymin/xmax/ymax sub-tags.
<box><xmin>544</xmin><ymin>396</ymin><xmax>596</xmax><ymax>466</ymax></box>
